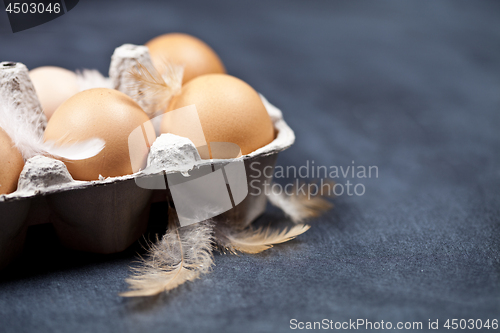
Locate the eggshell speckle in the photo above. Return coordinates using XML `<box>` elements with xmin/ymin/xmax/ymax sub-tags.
<box><xmin>146</xmin><ymin>33</ymin><xmax>225</xmax><ymax>84</ymax></box>
<box><xmin>29</xmin><ymin>66</ymin><xmax>80</xmax><ymax>120</ymax></box>
<box><xmin>44</xmin><ymin>88</ymin><xmax>155</xmax><ymax>181</ymax></box>
<box><xmin>162</xmin><ymin>74</ymin><xmax>274</xmax><ymax>157</ymax></box>
<box><xmin>0</xmin><ymin>127</ymin><xmax>24</xmax><ymax>195</ymax></box>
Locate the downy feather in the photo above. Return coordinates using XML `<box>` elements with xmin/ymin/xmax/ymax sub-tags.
<box><xmin>0</xmin><ymin>100</ymin><xmax>104</xmax><ymax>160</ymax></box>
<box><xmin>43</xmin><ymin>139</ymin><xmax>105</xmax><ymax>160</ymax></box>
<box><xmin>267</xmin><ymin>181</ymin><xmax>333</xmax><ymax>223</ymax></box>
<box><xmin>76</xmin><ymin>69</ymin><xmax>113</xmax><ymax>91</ymax></box>
<box><xmin>214</xmin><ymin>223</ymin><xmax>311</xmax><ymax>254</ymax></box>
<box><xmin>121</xmin><ymin>208</ymin><xmax>214</xmax><ymax>297</ymax></box>
<box><xmin>127</xmin><ymin>59</ymin><xmax>184</xmax><ymax>116</ymax></box>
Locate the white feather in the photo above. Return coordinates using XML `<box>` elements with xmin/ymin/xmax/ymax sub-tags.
<box><xmin>76</xmin><ymin>69</ymin><xmax>113</xmax><ymax>92</ymax></box>
<box><xmin>43</xmin><ymin>138</ymin><xmax>105</xmax><ymax>160</ymax></box>
<box><xmin>266</xmin><ymin>182</ymin><xmax>333</xmax><ymax>223</ymax></box>
<box><xmin>0</xmin><ymin>99</ymin><xmax>44</xmax><ymax>159</ymax></box>
<box><xmin>0</xmin><ymin>100</ymin><xmax>105</xmax><ymax>160</ymax></box>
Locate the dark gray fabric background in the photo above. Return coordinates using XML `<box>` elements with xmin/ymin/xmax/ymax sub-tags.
<box><xmin>1</xmin><ymin>1</ymin><xmax>499</xmax><ymax>332</ymax></box>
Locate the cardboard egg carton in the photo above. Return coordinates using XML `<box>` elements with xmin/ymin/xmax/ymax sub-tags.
<box><xmin>0</xmin><ymin>46</ymin><xmax>295</xmax><ymax>269</ymax></box>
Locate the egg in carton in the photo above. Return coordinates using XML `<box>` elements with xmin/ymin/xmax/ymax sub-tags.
<box><xmin>0</xmin><ymin>46</ymin><xmax>295</xmax><ymax>269</ymax></box>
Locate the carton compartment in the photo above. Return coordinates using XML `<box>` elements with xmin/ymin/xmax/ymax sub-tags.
<box><xmin>0</xmin><ymin>198</ymin><xmax>30</xmax><ymax>269</ymax></box>
<box><xmin>48</xmin><ymin>180</ymin><xmax>153</xmax><ymax>253</ymax></box>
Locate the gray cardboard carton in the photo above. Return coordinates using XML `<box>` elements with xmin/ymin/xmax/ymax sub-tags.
<box><xmin>0</xmin><ymin>58</ymin><xmax>295</xmax><ymax>269</ymax></box>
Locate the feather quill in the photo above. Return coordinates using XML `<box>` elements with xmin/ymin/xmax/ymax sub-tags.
<box><xmin>0</xmin><ymin>101</ymin><xmax>104</xmax><ymax>160</ymax></box>
<box><xmin>214</xmin><ymin>223</ymin><xmax>310</xmax><ymax>254</ymax></box>
<box><xmin>127</xmin><ymin>60</ymin><xmax>184</xmax><ymax>116</ymax></box>
<box><xmin>121</xmin><ymin>207</ymin><xmax>214</xmax><ymax>297</ymax></box>
<box><xmin>267</xmin><ymin>181</ymin><xmax>333</xmax><ymax>223</ymax></box>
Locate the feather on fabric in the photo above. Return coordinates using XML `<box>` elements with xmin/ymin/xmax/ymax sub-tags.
<box><xmin>266</xmin><ymin>181</ymin><xmax>333</xmax><ymax>223</ymax></box>
<box><xmin>121</xmin><ymin>211</ymin><xmax>214</xmax><ymax>297</ymax></box>
<box><xmin>214</xmin><ymin>223</ymin><xmax>311</xmax><ymax>254</ymax></box>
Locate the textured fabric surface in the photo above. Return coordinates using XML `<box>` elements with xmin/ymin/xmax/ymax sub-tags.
<box><xmin>0</xmin><ymin>1</ymin><xmax>499</xmax><ymax>332</ymax></box>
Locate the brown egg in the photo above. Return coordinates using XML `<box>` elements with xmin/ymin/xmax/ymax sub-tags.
<box><xmin>145</xmin><ymin>33</ymin><xmax>225</xmax><ymax>84</ymax></box>
<box><xmin>29</xmin><ymin>66</ymin><xmax>80</xmax><ymax>120</ymax></box>
<box><xmin>161</xmin><ymin>74</ymin><xmax>274</xmax><ymax>158</ymax></box>
<box><xmin>44</xmin><ymin>88</ymin><xmax>155</xmax><ymax>181</ymax></box>
<box><xmin>0</xmin><ymin>128</ymin><xmax>24</xmax><ymax>195</ymax></box>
